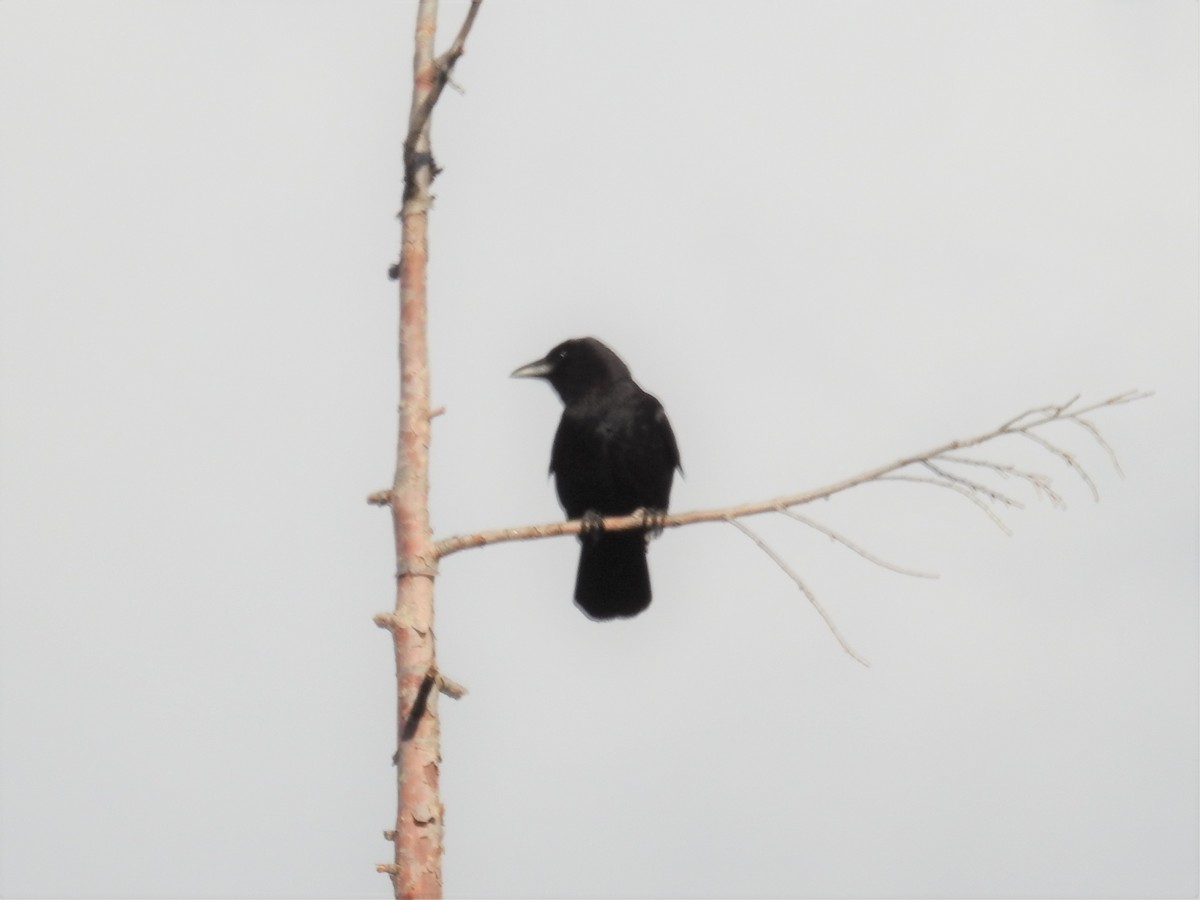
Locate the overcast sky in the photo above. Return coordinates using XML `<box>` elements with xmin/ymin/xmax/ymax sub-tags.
<box><xmin>1</xmin><ymin>2</ymin><xmax>1196</xmax><ymax>898</ymax></box>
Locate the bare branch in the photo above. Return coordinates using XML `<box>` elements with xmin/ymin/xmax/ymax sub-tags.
<box><xmin>426</xmin><ymin>392</ymin><xmax>1146</xmax><ymax>670</ymax></box>
<box><xmin>997</xmin><ymin>394</ymin><xmax>1079</xmax><ymax>431</ymax></box>
<box><xmin>404</xmin><ymin>0</ymin><xmax>482</xmax><ymax>158</ymax></box>
<box><xmin>1069</xmin><ymin>416</ymin><xmax>1124</xmax><ymax>477</ymax></box>
<box><xmin>879</xmin><ymin>474</ymin><xmax>1015</xmax><ymax>535</ymax></box>
<box><xmin>776</xmin><ymin>508</ymin><xmax>939</xmax><ymax>579</ymax></box>
<box><xmin>439</xmin><ymin>0</ymin><xmax>482</xmax><ymax>68</ymax></box>
<box><xmin>436</xmin><ymin>392</ymin><xmax>1147</xmax><ymax>557</ymax></box>
<box><xmin>921</xmin><ymin>460</ymin><xmax>1025</xmax><ymax>509</ymax></box>
<box><xmin>724</xmin><ymin>517</ymin><xmax>871</xmax><ymax>667</ymax></box>
<box><xmin>938</xmin><ymin>455</ymin><xmax>1066</xmax><ymax>509</ymax></box>
<box><xmin>1017</xmin><ymin>430</ymin><xmax>1100</xmax><ymax>501</ymax></box>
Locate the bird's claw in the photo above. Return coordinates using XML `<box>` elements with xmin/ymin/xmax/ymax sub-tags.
<box><xmin>579</xmin><ymin>509</ymin><xmax>605</xmax><ymax>544</ymax></box>
<box><xmin>634</xmin><ymin>507</ymin><xmax>667</xmax><ymax>539</ymax></box>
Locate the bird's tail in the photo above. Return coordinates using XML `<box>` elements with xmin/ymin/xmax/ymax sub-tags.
<box><xmin>574</xmin><ymin>531</ymin><xmax>651</xmax><ymax>620</ymax></box>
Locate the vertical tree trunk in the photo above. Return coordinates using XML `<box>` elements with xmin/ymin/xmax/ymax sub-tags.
<box><xmin>387</xmin><ymin>1</ymin><xmax>441</xmax><ymax>897</ymax></box>
<box><xmin>371</xmin><ymin>3</ymin><xmax>479</xmax><ymax>896</ymax></box>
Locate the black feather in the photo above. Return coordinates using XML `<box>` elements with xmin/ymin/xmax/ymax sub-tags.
<box><xmin>512</xmin><ymin>338</ymin><xmax>681</xmax><ymax>619</ymax></box>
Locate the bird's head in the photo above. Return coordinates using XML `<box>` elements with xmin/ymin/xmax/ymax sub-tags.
<box><xmin>511</xmin><ymin>337</ymin><xmax>632</xmax><ymax>405</ymax></box>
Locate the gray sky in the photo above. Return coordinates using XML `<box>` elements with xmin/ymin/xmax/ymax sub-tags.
<box><xmin>1</xmin><ymin>2</ymin><xmax>1196</xmax><ymax>898</ymax></box>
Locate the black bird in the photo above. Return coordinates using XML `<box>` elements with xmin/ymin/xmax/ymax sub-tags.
<box><xmin>512</xmin><ymin>338</ymin><xmax>681</xmax><ymax>620</ymax></box>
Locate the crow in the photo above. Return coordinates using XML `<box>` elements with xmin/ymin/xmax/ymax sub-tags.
<box><xmin>512</xmin><ymin>337</ymin><xmax>681</xmax><ymax>620</ymax></box>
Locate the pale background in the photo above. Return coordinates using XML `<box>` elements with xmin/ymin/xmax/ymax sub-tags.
<box><xmin>1</xmin><ymin>2</ymin><xmax>1196</xmax><ymax>898</ymax></box>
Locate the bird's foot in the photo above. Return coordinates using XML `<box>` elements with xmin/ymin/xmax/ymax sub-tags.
<box><xmin>634</xmin><ymin>507</ymin><xmax>668</xmax><ymax>539</ymax></box>
<box><xmin>579</xmin><ymin>509</ymin><xmax>605</xmax><ymax>544</ymax></box>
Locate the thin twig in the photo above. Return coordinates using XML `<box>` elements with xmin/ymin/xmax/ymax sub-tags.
<box><xmin>438</xmin><ymin>0</ymin><xmax>482</xmax><ymax>66</ymax></box>
<box><xmin>997</xmin><ymin>395</ymin><xmax>1077</xmax><ymax>431</ymax></box>
<box><xmin>405</xmin><ymin>0</ymin><xmax>482</xmax><ymax>150</ymax></box>
<box><xmin>724</xmin><ymin>516</ymin><xmax>870</xmax><ymax>667</ymax></box>
<box><xmin>922</xmin><ymin>460</ymin><xmax>1025</xmax><ymax>509</ymax></box>
<box><xmin>937</xmin><ymin>455</ymin><xmax>1065</xmax><ymax>508</ymax></box>
<box><xmin>878</xmin><ymin>474</ymin><xmax>1014</xmax><ymax>535</ymax></box>
<box><xmin>1018</xmin><ymin>431</ymin><xmax>1100</xmax><ymax>501</ymax></box>
<box><xmin>776</xmin><ymin>508</ymin><xmax>938</xmax><ymax>579</ymax></box>
<box><xmin>1069</xmin><ymin>417</ymin><xmax>1124</xmax><ymax>477</ymax></box>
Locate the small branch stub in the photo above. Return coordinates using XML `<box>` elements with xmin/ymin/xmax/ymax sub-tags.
<box><xmin>437</xmin><ymin>674</ymin><xmax>468</xmax><ymax>699</ymax></box>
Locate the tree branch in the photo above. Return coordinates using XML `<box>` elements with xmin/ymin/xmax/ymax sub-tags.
<box><xmin>878</xmin><ymin>473</ymin><xmax>1015</xmax><ymax>535</ymax></box>
<box><xmin>776</xmin><ymin>508</ymin><xmax>939</xmax><ymax>579</ymax></box>
<box><xmin>424</xmin><ymin>391</ymin><xmax>1148</xmax><ymax>661</ymax></box>
<box><xmin>725</xmin><ymin>516</ymin><xmax>872</xmax><ymax>667</ymax></box>
<box><xmin>402</xmin><ymin>0</ymin><xmax>483</xmax><ymax>205</ymax></box>
<box><xmin>434</xmin><ymin>391</ymin><xmax>1150</xmax><ymax>557</ymax></box>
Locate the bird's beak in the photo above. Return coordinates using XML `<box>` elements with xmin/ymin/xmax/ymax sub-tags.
<box><xmin>511</xmin><ymin>357</ymin><xmax>554</xmax><ymax>379</ymax></box>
